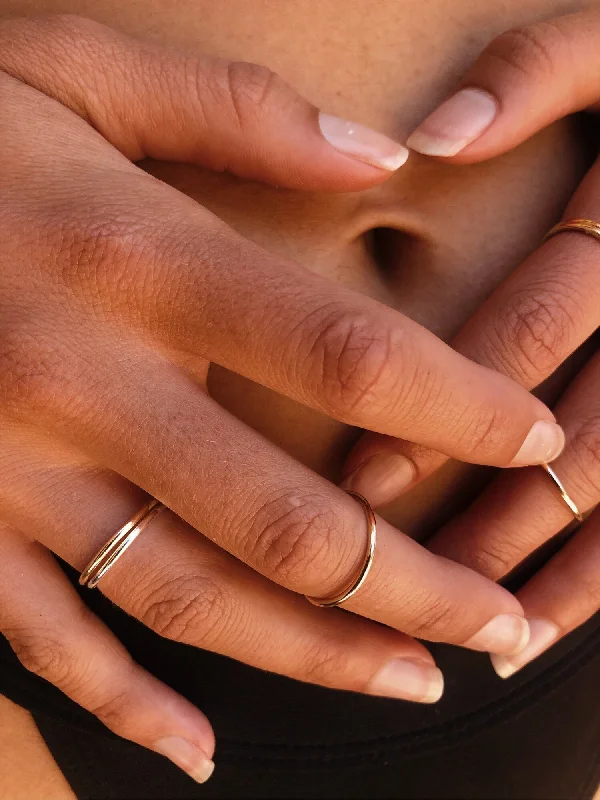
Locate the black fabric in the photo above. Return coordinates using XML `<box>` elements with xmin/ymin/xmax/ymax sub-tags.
<box><xmin>1</xmin><ymin>562</ymin><xmax>599</xmax><ymax>799</ymax></box>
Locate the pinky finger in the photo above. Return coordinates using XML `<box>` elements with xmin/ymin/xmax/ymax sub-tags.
<box><xmin>490</xmin><ymin>514</ymin><xmax>600</xmax><ymax>679</ymax></box>
<box><xmin>0</xmin><ymin>525</ymin><xmax>216</xmax><ymax>784</ymax></box>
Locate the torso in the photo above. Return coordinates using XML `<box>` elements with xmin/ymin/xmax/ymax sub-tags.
<box><xmin>1</xmin><ymin>1</ymin><xmax>599</xmax><ymax>794</ymax></box>
<box><xmin>2</xmin><ymin>1</ymin><xmax>596</xmax><ymax>537</ymax></box>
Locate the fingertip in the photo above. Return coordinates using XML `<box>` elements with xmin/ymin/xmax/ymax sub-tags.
<box><xmin>406</xmin><ymin>89</ymin><xmax>498</xmax><ymax>158</ymax></box>
<box><xmin>508</xmin><ymin>421</ymin><xmax>565</xmax><ymax>467</ymax></box>
<box><xmin>317</xmin><ymin>112</ymin><xmax>409</xmax><ymax>176</ymax></box>
<box><xmin>154</xmin><ymin>737</ymin><xmax>215</xmax><ymax>784</ymax></box>
<box><xmin>340</xmin><ymin>453</ymin><xmax>416</xmax><ymax>508</ymax></box>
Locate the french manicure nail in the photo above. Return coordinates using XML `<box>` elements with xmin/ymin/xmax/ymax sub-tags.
<box><xmin>318</xmin><ymin>112</ymin><xmax>409</xmax><ymax>171</ymax></box>
<box><xmin>464</xmin><ymin>614</ymin><xmax>530</xmax><ymax>656</ymax></box>
<box><xmin>406</xmin><ymin>88</ymin><xmax>498</xmax><ymax>157</ymax></box>
<box><xmin>490</xmin><ymin>619</ymin><xmax>560</xmax><ymax>679</ymax></box>
<box><xmin>510</xmin><ymin>421</ymin><xmax>565</xmax><ymax>467</ymax></box>
<box><xmin>154</xmin><ymin>737</ymin><xmax>215</xmax><ymax>783</ymax></box>
<box><xmin>368</xmin><ymin>658</ymin><xmax>444</xmax><ymax>703</ymax></box>
<box><xmin>341</xmin><ymin>454</ymin><xmax>416</xmax><ymax>508</ymax></box>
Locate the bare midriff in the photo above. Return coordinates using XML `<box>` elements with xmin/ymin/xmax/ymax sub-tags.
<box><xmin>0</xmin><ymin>0</ymin><xmax>594</xmax><ymax>537</ymax></box>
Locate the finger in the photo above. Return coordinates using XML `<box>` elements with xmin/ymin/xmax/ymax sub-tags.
<box><xmin>340</xmin><ymin>151</ymin><xmax>600</xmax><ymax>508</ymax></box>
<box><xmin>0</xmin><ymin>14</ymin><xmax>407</xmax><ymax>190</ymax></box>
<box><xmin>405</xmin><ymin>9</ymin><xmax>600</xmax><ymax>161</ymax></box>
<box><xmin>490</xmin><ymin>515</ymin><xmax>600</xmax><ymax>679</ymax></box>
<box><xmin>429</xmin><ymin>346</ymin><xmax>600</xmax><ymax>580</ymax></box>
<box><xmin>3</xmin><ymin>364</ymin><xmax>532</xmax><ymax>657</ymax></box>
<box><xmin>0</xmin><ymin>72</ymin><xmax>559</xmax><ymax>471</ymax></box>
<box><xmin>0</xmin><ymin>525</ymin><xmax>216</xmax><ymax>784</ymax></box>
<box><xmin>0</xmin><ymin>455</ymin><xmax>450</xmax><ymax>706</ymax></box>
<box><xmin>174</xmin><ymin>239</ymin><xmax>560</xmax><ymax>467</ymax></box>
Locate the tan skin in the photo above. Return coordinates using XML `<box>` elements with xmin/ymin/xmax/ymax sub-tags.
<box><xmin>0</xmin><ymin>0</ymin><xmax>597</xmax><ymax>794</ymax></box>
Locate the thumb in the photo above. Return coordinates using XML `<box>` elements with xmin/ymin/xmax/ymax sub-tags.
<box><xmin>0</xmin><ymin>14</ymin><xmax>407</xmax><ymax>191</ymax></box>
<box><xmin>405</xmin><ymin>9</ymin><xmax>600</xmax><ymax>162</ymax></box>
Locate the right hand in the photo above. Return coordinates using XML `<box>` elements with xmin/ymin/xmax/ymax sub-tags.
<box><xmin>0</xmin><ymin>14</ymin><xmax>562</xmax><ymax>782</ymax></box>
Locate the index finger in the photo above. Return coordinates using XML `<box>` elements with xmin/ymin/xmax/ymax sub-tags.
<box><xmin>405</xmin><ymin>9</ymin><xmax>600</xmax><ymax>161</ymax></box>
<box><xmin>118</xmin><ymin>183</ymin><xmax>561</xmax><ymax>468</ymax></box>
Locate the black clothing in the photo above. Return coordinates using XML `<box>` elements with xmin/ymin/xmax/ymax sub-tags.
<box><xmin>1</xmin><ymin>562</ymin><xmax>599</xmax><ymax>800</ymax></box>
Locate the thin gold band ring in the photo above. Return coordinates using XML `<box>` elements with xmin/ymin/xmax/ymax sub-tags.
<box><xmin>540</xmin><ymin>463</ymin><xmax>583</xmax><ymax>523</ymax></box>
<box><xmin>540</xmin><ymin>216</ymin><xmax>596</xmax><ymax>522</ymax></box>
<box><xmin>544</xmin><ymin>218</ymin><xmax>600</xmax><ymax>244</ymax></box>
<box><xmin>79</xmin><ymin>498</ymin><xmax>167</xmax><ymax>589</ymax></box>
<box><xmin>305</xmin><ymin>491</ymin><xmax>377</xmax><ymax>608</ymax></box>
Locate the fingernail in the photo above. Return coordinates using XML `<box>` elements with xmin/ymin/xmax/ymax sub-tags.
<box><xmin>490</xmin><ymin>618</ymin><xmax>560</xmax><ymax>678</ymax></box>
<box><xmin>368</xmin><ymin>658</ymin><xmax>444</xmax><ymax>703</ymax></box>
<box><xmin>340</xmin><ymin>454</ymin><xmax>416</xmax><ymax>508</ymax></box>
<box><xmin>510</xmin><ymin>421</ymin><xmax>565</xmax><ymax>467</ymax></box>
<box><xmin>318</xmin><ymin>112</ymin><xmax>409</xmax><ymax>171</ymax></box>
<box><xmin>464</xmin><ymin>614</ymin><xmax>530</xmax><ymax>656</ymax></box>
<box><xmin>154</xmin><ymin>737</ymin><xmax>215</xmax><ymax>783</ymax></box>
<box><xmin>406</xmin><ymin>89</ymin><xmax>497</xmax><ymax>157</ymax></box>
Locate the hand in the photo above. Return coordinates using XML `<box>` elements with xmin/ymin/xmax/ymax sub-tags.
<box><xmin>342</xmin><ymin>9</ymin><xmax>600</xmax><ymax>676</ymax></box>
<box><xmin>0</xmin><ymin>15</ymin><xmax>558</xmax><ymax>780</ymax></box>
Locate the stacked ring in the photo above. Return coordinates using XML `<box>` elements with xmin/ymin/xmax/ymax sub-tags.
<box><xmin>79</xmin><ymin>498</ymin><xmax>166</xmax><ymax>589</ymax></box>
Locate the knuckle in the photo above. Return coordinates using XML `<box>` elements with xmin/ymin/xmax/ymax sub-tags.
<box><xmin>489</xmin><ymin>285</ymin><xmax>576</xmax><ymax>384</ymax></box>
<box><xmin>34</xmin><ymin>202</ymin><xmax>160</xmax><ymax>305</ymax></box>
<box><xmin>305</xmin><ymin>308</ymin><xmax>403</xmax><ymax>422</ymax></box>
<box><xmin>8</xmin><ymin>627</ymin><xmax>71</xmax><ymax>684</ymax></box>
<box><xmin>0</xmin><ymin>321</ymin><xmax>65</xmax><ymax>419</ymax></box>
<box><xmin>566</xmin><ymin>414</ymin><xmax>600</xmax><ymax>502</ymax></box>
<box><xmin>138</xmin><ymin>572</ymin><xmax>229</xmax><ymax>645</ymax></box>
<box><xmin>488</xmin><ymin>21</ymin><xmax>566</xmax><ymax>82</ymax></box>
<box><xmin>221</xmin><ymin>60</ymin><xmax>288</xmax><ymax>127</ymax></box>
<box><xmin>300</xmin><ymin>639</ymin><xmax>355</xmax><ymax>689</ymax></box>
<box><xmin>451</xmin><ymin>404</ymin><xmax>508</xmax><ymax>459</ymax></box>
<box><xmin>467</xmin><ymin>536</ymin><xmax>517</xmax><ymax>580</ymax></box>
<box><xmin>244</xmin><ymin>491</ymin><xmax>346</xmax><ymax>589</ymax></box>
<box><xmin>401</xmin><ymin>591</ymin><xmax>464</xmax><ymax>640</ymax></box>
<box><xmin>87</xmin><ymin>689</ymin><xmax>134</xmax><ymax>734</ymax></box>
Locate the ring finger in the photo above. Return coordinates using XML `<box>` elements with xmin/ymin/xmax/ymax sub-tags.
<box><xmin>1</xmin><ymin>437</ymin><xmax>449</xmax><ymax>705</ymax></box>
<box><xmin>429</xmin><ymin>345</ymin><xmax>600</xmax><ymax>579</ymax></box>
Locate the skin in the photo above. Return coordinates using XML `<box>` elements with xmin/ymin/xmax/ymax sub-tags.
<box><xmin>0</xmin><ymin>0</ymin><xmax>598</xmax><ymax>793</ymax></box>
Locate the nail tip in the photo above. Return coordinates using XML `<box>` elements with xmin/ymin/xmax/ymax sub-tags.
<box><xmin>190</xmin><ymin>759</ymin><xmax>215</xmax><ymax>784</ymax></box>
<box><xmin>510</xmin><ymin>421</ymin><xmax>566</xmax><ymax>467</ymax></box>
<box><xmin>405</xmin><ymin>132</ymin><xmax>466</xmax><ymax>157</ymax></box>
<box><xmin>424</xmin><ymin>671</ymin><xmax>445</xmax><ymax>703</ymax></box>
<box><xmin>465</xmin><ymin>613</ymin><xmax>531</xmax><ymax>656</ymax></box>
<box><xmin>377</xmin><ymin>148</ymin><xmax>410</xmax><ymax>171</ymax></box>
<box><xmin>490</xmin><ymin>655</ymin><xmax>517</xmax><ymax>680</ymax></box>
<box><xmin>512</xmin><ymin>618</ymin><xmax>531</xmax><ymax>656</ymax></box>
<box><xmin>318</xmin><ymin>111</ymin><xmax>409</xmax><ymax>172</ymax></box>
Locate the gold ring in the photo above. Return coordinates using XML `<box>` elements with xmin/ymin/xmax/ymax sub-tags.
<box><xmin>79</xmin><ymin>498</ymin><xmax>167</xmax><ymax>589</ymax></box>
<box><xmin>544</xmin><ymin>218</ymin><xmax>600</xmax><ymax>244</ymax></box>
<box><xmin>305</xmin><ymin>491</ymin><xmax>376</xmax><ymax>608</ymax></box>
<box><xmin>540</xmin><ymin>463</ymin><xmax>583</xmax><ymax>523</ymax></box>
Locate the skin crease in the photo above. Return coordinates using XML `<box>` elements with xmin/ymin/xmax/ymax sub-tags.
<box><xmin>0</xmin><ymin>0</ymin><xmax>598</xmax><ymax>793</ymax></box>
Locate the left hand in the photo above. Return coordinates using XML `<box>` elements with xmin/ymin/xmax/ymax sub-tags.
<box><xmin>342</xmin><ymin>8</ymin><xmax>600</xmax><ymax>676</ymax></box>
